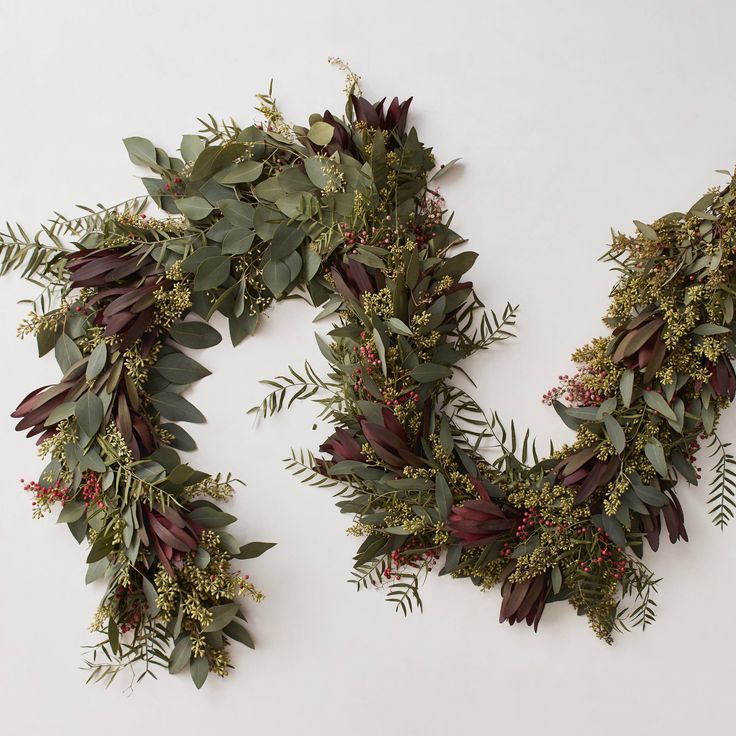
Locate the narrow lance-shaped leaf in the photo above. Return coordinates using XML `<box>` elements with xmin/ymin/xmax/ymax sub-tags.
<box><xmin>603</xmin><ymin>413</ymin><xmax>626</xmax><ymax>454</ymax></box>
<box><xmin>642</xmin><ymin>389</ymin><xmax>677</xmax><ymax>421</ymax></box>
<box><xmin>75</xmin><ymin>391</ymin><xmax>103</xmax><ymax>436</ymax></box>
<box><xmin>645</xmin><ymin>438</ymin><xmax>669</xmax><ymax>477</ymax></box>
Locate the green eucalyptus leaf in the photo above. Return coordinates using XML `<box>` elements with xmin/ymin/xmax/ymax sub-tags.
<box><xmin>644</xmin><ymin>438</ymin><xmax>669</xmax><ymax>477</ymax></box>
<box><xmin>233</xmin><ymin>541</ymin><xmax>276</xmax><ymax>560</ymax></box>
<box><xmin>169</xmin><ymin>321</ymin><xmax>222</xmax><ymax>349</ymax></box>
<box><xmin>603</xmin><ymin>414</ymin><xmax>626</xmax><ymax>454</ymax></box>
<box><xmin>692</xmin><ymin>323</ymin><xmax>731</xmax><ymax>336</ymax></box>
<box><xmin>85</xmin><ymin>557</ymin><xmax>109</xmax><ymax>584</ymax></box>
<box><xmin>602</xmin><ymin>513</ymin><xmax>627</xmax><ymax>547</ymax></box>
<box><xmin>218</xmin><ymin>160</ymin><xmax>264</xmax><ymax>184</ymax></box>
<box><xmin>190</xmin><ymin>655</ymin><xmax>209</xmax><ymax>689</ymax></box>
<box><xmin>181</xmin><ymin>245</ymin><xmax>220</xmax><ymax>274</ymax></box>
<box><xmin>633</xmin><ymin>220</ymin><xmax>658</xmax><ymax>241</ymax></box>
<box><xmin>270</xmin><ymin>223</ymin><xmax>305</xmax><ymax>259</ymax></box>
<box><xmin>642</xmin><ymin>390</ymin><xmax>677</xmax><ymax>421</ymax></box>
<box><xmin>168</xmin><ymin>635</ymin><xmax>192</xmax><ymax>674</ymax></box>
<box><xmin>123</xmin><ymin>136</ymin><xmax>157</xmax><ymax>168</ymax></box>
<box><xmin>151</xmin><ymin>392</ymin><xmax>206</xmax><ymax>423</ymax></box>
<box><xmin>194</xmin><ymin>256</ymin><xmax>231</xmax><ymax>291</ymax></box>
<box><xmin>410</xmin><ymin>363</ymin><xmax>451</xmax><ymax>383</ymax></box>
<box><xmin>218</xmin><ymin>199</ymin><xmax>255</xmax><ymax>228</ymax></box>
<box><xmin>57</xmin><ymin>501</ymin><xmax>86</xmax><ymax>524</ymax></box>
<box><xmin>45</xmin><ymin>401</ymin><xmax>77</xmax><ymax>427</ymax></box>
<box><xmin>180</xmin><ymin>135</ymin><xmax>205</xmax><ymax>163</ymax></box>
<box><xmin>262</xmin><ymin>260</ymin><xmax>291</xmax><ymax>296</ymax></box>
<box><xmin>75</xmin><ymin>391</ymin><xmax>103</xmax><ymax>437</ymax></box>
<box><xmin>203</xmin><ymin>603</ymin><xmax>240</xmax><ymax>633</ymax></box>
<box><xmin>176</xmin><ymin>196</ymin><xmax>213</xmax><ymax>221</ymax></box>
<box><xmin>304</xmin><ymin>156</ymin><xmax>342</xmax><ymax>190</ymax></box>
<box><xmin>434</xmin><ymin>473</ymin><xmax>453</xmax><ymax>521</ymax></box>
<box><xmin>224</xmin><ymin>620</ymin><xmax>254</xmax><ymax>649</ymax></box>
<box><xmin>85</xmin><ymin>342</ymin><xmax>107</xmax><ymax>381</ymax></box>
<box><xmin>186</xmin><ymin>507</ymin><xmax>237</xmax><ymax>528</ymax></box>
<box><xmin>155</xmin><ymin>353</ymin><xmax>211</xmax><ymax>384</ymax></box>
<box><xmin>619</xmin><ymin>369</ymin><xmax>634</xmax><ymax>408</ymax></box>
<box><xmin>141</xmin><ymin>576</ymin><xmax>159</xmax><ymax>616</ymax></box>
<box><xmin>222</xmin><ymin>227</ymin><xmax>255</xmax><ymax>256</ymax></box>
<box><xmin>551</xmin><ymin>565</ymin><xmax>562</xmax><ymax>594</ymax></box>
<box><xmin>55</xmin><ymin>333</ymin><xmax>82</xmax><ymax>373</ymax></box>
<box><xmin>307</xmin><ymin>121</ymin><xmax>335</xmax><ymax>146</ymax></box>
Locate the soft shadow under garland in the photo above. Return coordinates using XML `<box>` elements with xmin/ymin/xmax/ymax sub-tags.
<box><xmin>2</xmin><ymin>73</ymin><xmax>735</xmax><ymax>688</ymax></box>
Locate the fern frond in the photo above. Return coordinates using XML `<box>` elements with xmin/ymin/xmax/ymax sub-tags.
<box><xmin>249</xmin><ymin>361</ymin><xmax>332</xmax><ymax>418</ymax></box>
<box><xmin>385</xmin><ymin>571</ymin><xmax>423</xmax><ymax>615</ymax></box>
<box><xmin>82</xmin><ymin>621</ymin><xmax>169</xmax><ymax>691</ymax></box>
<box><xmin>349</xmin><ymin>557</ymin><xmax>389</xmax><ymax>590</ymax></box>
<box><xmin>617</xmin><ymin>558</ymin><xmax>660</xmax><ymax>632</ymax></box>
<box><xmin>454</xmin><ymin>298</ymin><xmax>518</xmax><ymax>357</ymax></box>
<box><xmin>48</xmin><ymin>196</ymin><xmax>148</xmax><ymax>237</ymax></box>
<box><xmin>283</xmin><ymin>448</ymin><xmax>338</xmax><ymax>488</ymax></box>
<box><xmin>707</xmin><ymin>433</ymin><xmax>736</xmax><ymax>529</ymax></box>
<box><xmin>0</xmin><ymin>222</ymin><xmax>68</xmax><ymax>282</ymax></box>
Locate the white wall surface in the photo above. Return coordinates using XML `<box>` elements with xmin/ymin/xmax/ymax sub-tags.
<box><xmin>0</xmin><ymin>1</ymin><xmax>735</xmax><ymax>734</ymax></box>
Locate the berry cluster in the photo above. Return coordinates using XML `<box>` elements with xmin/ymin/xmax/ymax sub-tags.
<box><xmin>114</xmin><ymin>584</ymin><xmax>144</xmax><ymax>634</ymax></box>
<box><xmin>81</xmin><ymin>472</ymin><xmax>105</xmax><ymax>509</ymax></box>
<box><xmin>499</xmin><ymin>506</ymin><xmax>553</xmax><ymax>557</ymax></box>
<box><xmin>383</xmin><ymin>542</ymin><xmax>440</xmax><ymax>580</ymax></box>
<box><xmin>352</xmin><ymin>331</ymin><xmax>381</xmax><ymax>395</ymax></box>
<box><xmin>21</xmin><ymin>476</ymin><xmax>69</xmax><ymax>516</ymax></box>
<box><xmin>340</xmin><ymin>217</ymin><xmax>394</xmax><ymax>253</ymax></box>
<box><xmin>577</xmin><ymin>527</ymin><xmax>628</xmax><ymax>580</ymax></box>
<box><xmin>542</xmin><ymin>369</ymin><xmax>608</xmax><ymax>407</ymax></box>
<box><xmin>163</xmin><ymin>176</ymin><xmax>184</xmax><ymax>198</ymax></box>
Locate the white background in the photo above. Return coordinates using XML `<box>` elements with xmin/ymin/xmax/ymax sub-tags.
<box><xmin>0</xmin><ymin>1</ymin><xmax>735</xmax><ymax>734</ymax></box>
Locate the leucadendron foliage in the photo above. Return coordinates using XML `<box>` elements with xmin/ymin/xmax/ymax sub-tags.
<box><xmin>2</xmin><ymin>64</ymin><xmax>735</xmax><ymax>690</ymax></box>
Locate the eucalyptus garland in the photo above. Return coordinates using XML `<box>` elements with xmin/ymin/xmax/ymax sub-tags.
<box><xmin>2</xmin><ymin>65</ymin><xmax>735</xmax><ymax>688</ymax></box>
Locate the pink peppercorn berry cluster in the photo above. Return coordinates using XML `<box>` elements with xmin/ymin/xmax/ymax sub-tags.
<box><xmin>339</xmin><ymin>218</ymin><xmax>394</xmax><ymax>254</ymax></box>
<box><xmin>687</xmin><ymin>435</ymin><xmax>705</xmax><ymax>480</ymax></box>
<box><xmin>336</xmin><ymin>193</ymin><xmax>444</xmax><ymax>257</ymax></box>
<box><xmin>383</xmin><ymin>542</ymin><xmax>440</xmax><ymax>580</ymax></box>
<box><xmin>352</xmin><ymin>331</ymin><xmax>420</xmax><ymax>406</ymax></box>
<box><xmin>577</xmin><ymin>527</ymin><xmax>628</xmax><ymax>580</ymax></box>
<box><xmin>499</xmin><ymin>506</ymin><xmax>553</xmax><ymax>557</ymax></box>
<box><xmin>61</xmin><ymin>301</ymin><xmax>89</xmax><ymax>316</ymax></box>
<box><xmin>81</xmin><ymin>472</ymin><xmax>105</xmax><ymax>509</ymax></box>
<box><xmin>542</xmin><ymin>368</ymin><xmax>609</xmax><ymax>407</ymax></box>
<box><xmin>114</xmin><ymin>584</ymin><xmax>144</xmax><ymax>634</ymax></box>
<box><xmin>162</xmin><ymin>176</ymin><xmax>185</xmax><ymax>198</ymax></box>
<box><xmin>21</xmin><ymin>476</ymin><xmax>70</xmax><ymax>509</ymax></box>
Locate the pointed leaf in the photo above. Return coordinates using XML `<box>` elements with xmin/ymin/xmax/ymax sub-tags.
<box><xmin>151</xmin><ymin>391</ymin><xmax>206</xmax><ymax>423</ymax></box>
<box><xmin>218</xmin><ymin>160</ymin><xmax>264</xmax><ymax>184</ymax></box>
<box><xmin>620</xmin><ymin>369</ymin><xmax>634</xmax><ymax>408</ymax></box>
<box><xmin>168</xmin><ymin>635</ymin><xmax>192</xmax><ymax>674</ymax></box>
<box><xmin>642</xmin><ymin>390</ymin><xmax>677</xmax><ymax>421</ymax></box>
<box><xmin>190</xmin><ymin>655</ymin><xmax>208</xmax><ymax>689</ymax></box>
<box><xmin>644</xmin><ymin>438</ymin><xmax>669</xmax><ymax>477</ymax></box>
<box><xmin>169</xmin><ymin>320</ymin><xmax>222</xmax><ymax>349</ymax></box>
<box><xmin>55</xmin><ymin>333</ymin><xmax>82</xmax><ymax>373</ymax></box>
<box><xmin>123</xmin><ymin>136</ymin><xmax>157</xmax><ymax>168</ymax></box>
<box><xmin>176</xmin><ymin>196</ymin><xmax>214</xmax><ymax>221</ymax></box>
<box><xmin>85</xmin><ymin>342</ymin><xmax>108</xmax><ymax>381</ymax></box>
<box><xmin>155</xmin><ymin>353</ymin><xmax>211</xmax><ymax>384</ymax></box>
<box><xmin>75</xmin><ymin>391</ymin><xmax>103</xmax><ymax>437</ymax></box>
<box><xmin>603</xmin><ymin>414</ymin><xmax>626</xmax><ymax>454</ymax></box>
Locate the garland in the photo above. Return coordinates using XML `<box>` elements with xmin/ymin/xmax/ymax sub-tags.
<box><xmin>2</xmin><ymin>67</ymin><xmax>735</xmax><ymax>688</ymax></box>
